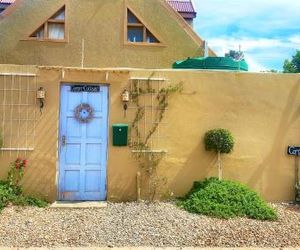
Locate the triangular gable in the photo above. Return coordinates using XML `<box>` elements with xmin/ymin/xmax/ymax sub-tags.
<box><xmin>126</xmin><ymin>8</ymin><xmax>160</xmax><ymax>44</ymax></box>
<box><xmin>29</xmin><ymin>5</ymin><xmax>66</xmax><ymax>41</ymax></box>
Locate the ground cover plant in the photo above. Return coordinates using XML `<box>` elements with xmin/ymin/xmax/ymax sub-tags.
<box><xmin>178</xmin><ymin>177</ymin><xmax>278</xmax><ymax>221</ymax></box>
<box><xmin>0</xmin><ymin>158</ymin><xmax>47</xmax><ymax>211</ymax></box>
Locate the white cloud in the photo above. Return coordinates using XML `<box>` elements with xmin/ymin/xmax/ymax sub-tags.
<box><xmin>244</xmin><ymin>56</ymin><xmax>266</xmax><ymax>72</ymax></box>
<box><xmin>192</xmin><ymin>1</ymin><xmax>300</xmax><ymax>71</ymax></box>
<box><xmin>207</xmin><ymin>36</ymin><xmax>299</xmax><ymax>53</ymax></box>
<box><xmin>288</xmin><ymin>35</ymin><xmax>300</xmax><ymax>46</ymax></box>
<box><xmin>194</xmin><ymin>0</ymin><xmax>300</xmax><ymax>30</ymax></box>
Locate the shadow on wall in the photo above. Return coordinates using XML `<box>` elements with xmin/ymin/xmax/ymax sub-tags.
<box><xmin>169</xmin><ymin>79</ymin><xmax>300</xmax><ymax>201</ymax></box>
<box><xmin>22</xmin><ymin>108</ymin><xmax>58</xmax><ymax>201</ymax></box>
<box><xmin>248</xmin><ymin>80</ymin><xmax>300</xmax><ymax>200</ymax></box>
<box><xmin>168</xmin><ymin>141</ymin><xmax>217</xmax><ymax>197</ymax></box>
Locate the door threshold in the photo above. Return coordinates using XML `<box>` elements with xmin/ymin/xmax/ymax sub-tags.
<box><xmin>50</xmin><ymin>201</ymin><xmax>107</xmax><ymax>208</ymax></box>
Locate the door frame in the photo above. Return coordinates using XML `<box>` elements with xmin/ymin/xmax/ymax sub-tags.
<box><xmin>57</xmin><ymin>82</ymin><xmax>110</xmax><ymax>201</ymax></box>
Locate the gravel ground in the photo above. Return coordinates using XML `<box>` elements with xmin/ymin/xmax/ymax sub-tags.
<box><xmin>0</xmin><ymin>202</ymin><xmax>299</xmax><ymax>248</ymax></box>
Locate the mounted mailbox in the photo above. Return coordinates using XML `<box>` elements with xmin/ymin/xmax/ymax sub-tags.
<box><xmin>112</xmin><ymin>124</ymin><xmax>128</xmax><ymax>146</ymax></box>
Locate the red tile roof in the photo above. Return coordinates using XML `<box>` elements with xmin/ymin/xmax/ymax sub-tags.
<box><xmin>0</xmin><ymin>0</ymin><xmax>15</xmax><ymax>3</ymax></box>
<box><xmin>167</xmin><ymin>0</ymin><xmax>196</xmax><ymax>19</ymax></box>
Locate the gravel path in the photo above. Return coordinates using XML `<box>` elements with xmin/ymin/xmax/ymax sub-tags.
<box><xmin>0</xmin><ymin>202</ymin><xmax>299</xmax><ymax>248</ymax></box>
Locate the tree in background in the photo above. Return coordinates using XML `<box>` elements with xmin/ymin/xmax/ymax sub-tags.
<box><xmin>225</xmin><ymin>50</ymin><xmax>245</xmax><ymax>61</ymax></box>
<box><xmin>283</xmin><ymin>50</ymin><xmax>300</xmax><ymax>73</ymax></box>
<box><xmin>261</xmin><ymin>69</ymin><xmax>279</xmax><ymax>73</ymax></box>
<box><xmin>204</xmin><ymin>129</ymin><xmax>234</xmax><ymax>180</ymax></box>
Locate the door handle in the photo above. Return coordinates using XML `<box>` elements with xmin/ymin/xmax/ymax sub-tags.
<box><xmin>62</xmin><ymin>135</ymin><xmax>66</xmax><ymax>146</ymax></box>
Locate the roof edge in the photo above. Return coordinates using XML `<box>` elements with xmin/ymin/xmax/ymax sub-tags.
<box><xmin>0</xmin><ymin>0</ymin><xmax>22</xmax><ymax>20</ymax></box>
<box><xmin>159</xmin><ymin>0</ymin><xmax>216</xmax><ymax>56</ymax></box>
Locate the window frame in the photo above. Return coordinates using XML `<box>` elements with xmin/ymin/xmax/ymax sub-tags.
<box><xmin>124</xmin><ymin>6</ymin><xmax>165</xmax><ymax>47</ymax></box>
<box><xmin>23</xmin><ymin>5</ymin><xmax>68</xmax><ymax>43</ymax></box>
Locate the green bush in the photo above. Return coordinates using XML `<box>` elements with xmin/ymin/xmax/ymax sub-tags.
<box><xmin>0</xmin><ymin>180</ymin><xmax>47</xmax><ymax>211</ymax></box>
<box><xmin>204</xmin><ymin>128</ymin><xmax>234</xmax><ymax>154</ymax></box>
<box><xmin>178</xmin><ymin>178</ymin><xmax>278</xmax><ymax>221</ymax></box>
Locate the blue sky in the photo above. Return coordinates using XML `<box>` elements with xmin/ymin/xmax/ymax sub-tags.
<box><xmin>193</xmin><ymin>0</ymin><xmax>300</xmax><ymax>72</ymax></box>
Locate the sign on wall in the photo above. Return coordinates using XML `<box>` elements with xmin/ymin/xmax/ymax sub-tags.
<box><xmin>287</xmin><ymin>146</ymin><xmax>300</xmax><ymax>156</ymax></box>
<box><xmin>71</xmin><ymin>85</ymin><xmax>100</xmax><ymax>92</ymax></box>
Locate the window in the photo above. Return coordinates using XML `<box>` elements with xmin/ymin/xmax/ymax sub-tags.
<box><xmin>126</xmin><ymin>9</ymin><xmax>160</xmax><ymax>44</ymax></box>
<box><xmin>30</xmin><ymin>6</ymin><xmax>66</xmax><ymax>41</ymax></box>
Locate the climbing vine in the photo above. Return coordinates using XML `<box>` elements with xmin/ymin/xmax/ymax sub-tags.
<box><xmin>128</xmin><ymin>78</ymin><xmax>183</xmax><ymax>201</ymax></box>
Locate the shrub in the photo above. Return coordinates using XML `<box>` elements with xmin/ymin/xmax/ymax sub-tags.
<box><xmin>0</xmin><ymin>180</ymin><xmax>47</xmax><ymax>211</ymax></box>
<box><xmin>204</xmin><ymin>129</ymin><xmax>234</xmax><ymax>179</ymax></box>
<box><xmin>296</xmin><ymin>181</ymin><xmax>300</xmax><ymax>203</ymax></box>
<box><xmin>0</xmin><ymin>159</ymin><xmax>47</xmax><ymax>212</ymax></box>
<box><xmin>178</xmin><ymin>177</ymin><xmax>278</xmax><ymax>221</ymax></box>
<box><xmin>7</xmin><ymin>158</ymin><xmax>27</xmax><ymax>188</ymax></box>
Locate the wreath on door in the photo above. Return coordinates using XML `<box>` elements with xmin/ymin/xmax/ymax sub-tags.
<box><xmin>74</xmin><ymin>103</ymin><xmax>94</xmax><ymax>123</ymax></box>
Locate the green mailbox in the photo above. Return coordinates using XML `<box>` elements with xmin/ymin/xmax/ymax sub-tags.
<box><xmin>112</xmin><ymin>124</ymin><xmax>128</xmax><ymax>146</ymax></box>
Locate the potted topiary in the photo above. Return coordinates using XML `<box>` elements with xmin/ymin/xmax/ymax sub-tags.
<box><xmin>204</xmin><ymin>128</ymin><xmax>234</xmax><ymax>180</ymax></box>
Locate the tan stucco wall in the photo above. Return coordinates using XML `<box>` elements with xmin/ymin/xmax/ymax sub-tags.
<box><xmin>0</xmin><ymin>0</ymin><xmax>209</xmax><ymax>68</ymax></box>
<box><xmin>0</xmin><ymin>64</ymin><xmax>299</xmax><ymax>202</ymax></box>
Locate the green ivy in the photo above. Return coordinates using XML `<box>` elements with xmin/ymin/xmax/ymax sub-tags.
<box><xmin>129</xmin><ymin>80</ymin><xmax>183</xmax><ymax>200</ymax></box>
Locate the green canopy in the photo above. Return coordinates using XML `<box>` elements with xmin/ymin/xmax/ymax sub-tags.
<box><xmin>173</xmin><ymin>57</ymin><xmax>248</xmax><ymax>71</ymax></box>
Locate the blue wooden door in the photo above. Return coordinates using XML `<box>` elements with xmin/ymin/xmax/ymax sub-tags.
<box><xmin>59</xmin><ymin>85</ymin><xmax>108</xmax><ymax>201</ymax></box>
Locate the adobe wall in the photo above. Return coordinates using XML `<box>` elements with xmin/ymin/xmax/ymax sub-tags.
<box><xmin>0</xmin><ymin>64</ymin><xmax>299</xmax><ymax>202</ymax></box>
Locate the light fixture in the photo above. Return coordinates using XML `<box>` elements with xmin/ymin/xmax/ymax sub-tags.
<box><xmin>36</xmin><ymin>87</ymin><xmax>46</xmax><ymax>113</ymax></box>
<box><xmin>122</xmin><ymin>89</ymin><xmax>130</xmax><ymax>117</ymax></box>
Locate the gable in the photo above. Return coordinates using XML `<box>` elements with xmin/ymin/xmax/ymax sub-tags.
<box><xmin>0</xmin><ymin>0</ymin><xmax>215</xmax><ymax>68</ymax></box>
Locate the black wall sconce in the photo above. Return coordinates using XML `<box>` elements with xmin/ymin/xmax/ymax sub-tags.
<box><xmin>36</xmin><ymin>87</ymin><xmax>46</xmax><ymax>113</ymax></box>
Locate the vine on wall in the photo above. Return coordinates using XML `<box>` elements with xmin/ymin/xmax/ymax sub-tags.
<box><xmin>129</xmin><ymin>78</ymin><xmax>183</xmax><ymax>201</ymax></box>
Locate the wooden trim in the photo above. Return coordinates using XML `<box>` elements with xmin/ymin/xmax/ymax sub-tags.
<box><xmin>48</xmin><ymin>19</ymin><xmax>65</xmax><ymax>24</ymax></box>
<box><xmin>44</xmin><ymin>22</ymin><xmax>48</xmax><ymax>39</ymax></box>
<box><xmin>124</xmin><ymin>41</ymin><xmax>166</xmax><ymax>47</ymax></box>
<box><xmin>127</xmin><ymin>23</ymin><xmax>143</xmax><ymax>27</ymax></box>
<box><xmin>143</xmin><ymin>26</ymin><xmax>147</xmax><ymax>42</ymax></box>
<box><xmin>0</xmin><ymin>0</ymin><xmax>23</xmax><ymax>20</ymax></box>
<box><xmin>124</xmin><ymin>5</ymin><xmax>165</xmax><ymax>46</ymax></box>
<box><xmin>21</xmin><ymin>38</ymin><xmax>68</xmax><ymax>43</ymax></box>
<box><xmin>123</xmin><ymin>1</ymin><xmax>128</xmax><ymax>44</ymax></box>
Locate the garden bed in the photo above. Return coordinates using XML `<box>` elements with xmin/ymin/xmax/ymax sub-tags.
<box><xmin>0</xmin><ymin>202</ymin><xmax>299</xmax><ymax>247</ymax></box>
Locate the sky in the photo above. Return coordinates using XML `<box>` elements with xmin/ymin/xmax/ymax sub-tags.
<box><xmin>193</xmin><ymin>0</ymin><xmax>300</xmax><ymax>72</ymax></box>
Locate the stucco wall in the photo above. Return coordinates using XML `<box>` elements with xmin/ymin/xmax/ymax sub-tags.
<box><xmin>0</xmin><ymin>64</ymin><xmax>299</xmax><ymax>202</ymax></box>
<box><xmin>0</xmin><ymin>0</ymin><xmax>210</xmax><ymax>68</ymax></box>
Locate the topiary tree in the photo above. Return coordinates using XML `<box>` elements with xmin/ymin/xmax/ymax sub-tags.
<box><xmin>204</xmin><ymin>128</ymin><xmax>234</xmax><ymax>180</ymax></box>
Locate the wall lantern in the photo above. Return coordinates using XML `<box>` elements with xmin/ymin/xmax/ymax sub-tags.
<box><xmin>37</xmin><ymin>87</ymin><xmax>46</xmax><ymax>113</ymax></box>
<box><xmin>122</xmin><ymin>89</ymin><xmax>130</xmax><ymax>117</ymax></box>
